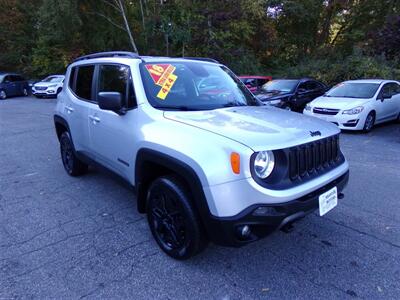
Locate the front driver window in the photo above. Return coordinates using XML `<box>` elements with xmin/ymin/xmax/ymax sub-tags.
<box><xmin>98</xmin><ymin>64</ymin><xmax>136</xmax><ymax>109</ymax></box>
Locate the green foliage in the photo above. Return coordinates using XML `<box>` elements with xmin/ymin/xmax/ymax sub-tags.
<box><xmin>0</xmin><ymin>0</ymin><xmax>399</xmax><ymax>83</ymax></box>
<box><xmin>282</xmin><ymin>51</ymin><xmax>400</xmax><ymax>85</ymax></box>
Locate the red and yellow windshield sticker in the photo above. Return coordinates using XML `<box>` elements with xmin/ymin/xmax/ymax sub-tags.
<box><xmin>145</xmin><ymin>64</ymin><xmax>178</xmax><ymax>100</ymax></box>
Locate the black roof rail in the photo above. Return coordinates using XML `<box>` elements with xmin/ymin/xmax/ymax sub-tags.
<box><xmin>73</xmin><ymin>51</ymin><xmax>140</xmax><ymax>62</ymax></box>
<box><xmin>183</xmin><ymin>57</ymin><xmax>219</xmax><ymax>64</ymax></box>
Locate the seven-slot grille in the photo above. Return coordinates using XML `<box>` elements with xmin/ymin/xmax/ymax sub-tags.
<box><xmin>288</xmin><ymin>135</ymin><xmax>340</xmax><ymax>180</ymax></box>
<box><xmin>313</xmin><ymin>107</ymin><xmax>339</xmax><ymax>115</ymax></box>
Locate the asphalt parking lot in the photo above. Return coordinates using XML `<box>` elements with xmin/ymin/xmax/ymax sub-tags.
<box><xmin>1</xmin><ymin>96</ymin><xmax>399</xmax><ymax>299</ymax></box>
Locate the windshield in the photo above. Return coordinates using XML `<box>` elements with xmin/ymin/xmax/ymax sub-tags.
<box><xmin>42</xmin><ymin>76</ymin><xmax>63</xmax><ymax>83</ymax></box>
<box><xmin>261</xmin><ymin>80</ymin><xmax>298</xmax><ymax>92</ymax></box>
<box><xmin>326</xmin><ymin>82</ymin><xmax>380</xmax><ymax>98</ymax></box>
<box><xmin>140</xmin><ymin>61</ymin><xmax>259</xmax><ymax>111</ymax></box>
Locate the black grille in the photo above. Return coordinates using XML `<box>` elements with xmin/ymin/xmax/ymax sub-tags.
<box><xmin>289</xmin><ymin>135</ymin><xmax>340</xmax><ymax>181</ymax></box>
<box><xmin>313</xmin><ymin>107</ymin><xmax>339</xmax><ymax>115</ymax></box>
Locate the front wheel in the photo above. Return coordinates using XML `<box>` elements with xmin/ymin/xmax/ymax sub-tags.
<box><xmin>0</xmin><ymin>90</ymin><xmax>7</xmax><ymax>100</ymax></box>
<box><xmin>363</xmin><ymin>112</ymin><xmax>375</xmax><ymax>133</ymax></box>
<box><xmin>146</xmin><ymin>176</ymin><xmax>207</xmax><ymax>260</ymax></box>
<box><xmin>59</xmin><ymin>131</ymin><xmax>88</xmax><ymax>176</ymax></box>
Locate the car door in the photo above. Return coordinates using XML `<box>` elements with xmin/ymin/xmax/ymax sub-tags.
<box><xmin>375</xmin><ymin>83</ymin><xmax>398</xmax><ymax>122</ymax></box>
<box><xmin>391</xmin><ymin>82</ymin><xmax>400</xmax><ymax>118</ymax></box>
<box><xmin>66</xmin><ymin>65</ymin><xmax>95</xmax><ymax>154</ymax></box>
<box><xmin>295</xmin><ymin>81</ymin><xmax>314</xmax><ymax>109</ymax></box>
<box><xmin>13</xmin><ymin>75</ymin><xmax>24</xmax><ymax>95</ymax></box>
<box><xmin>3</xmin><ymin>75</ymin><xmax>16</xmax><ymax>96</ymax></box>
<box><xmin>88</xmin><ymin>64</ymin><xmax>138</xmax><ymax>178</ymax></box>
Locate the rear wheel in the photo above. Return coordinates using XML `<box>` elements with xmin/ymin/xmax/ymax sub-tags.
<box><xmin>59</xmin><ymin>131</ymin><xmax>88</xmax><ymax>176</ymax></box>
<box><xmin>363</xmin><ymin>112</ymin><xmax>375</xmax><ymax>133</ymax></box>
<box><xmin>0</xmin><ymin>90</ymin><xmax>6</xmax><ymax>100</ymax></box>
<box><xmin>146</xmin><ymin>176</ymin><xmax>207</xmax><ymax>260</ymax></box>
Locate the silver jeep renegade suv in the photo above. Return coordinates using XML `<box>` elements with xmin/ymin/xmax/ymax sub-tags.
<box><xmin>54</xmin><ymin>52</ymin><xmax>349</xmax><ymax>259</ymax></box>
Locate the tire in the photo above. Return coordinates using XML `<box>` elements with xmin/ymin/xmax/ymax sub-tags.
<box><xmin>284</xmin><ymin>105</ymin><xmax>292</xmax><ymax>111</ymax></box>
<box><xmin>397</xmin><ymin>112</ymin><xmax>400</xmax><ymax>123</ymax></box>
<box><xmin>146</xmin><ymin>175</ymin><xmax>207</xmax><ymax>260</ymax></box>
<box><xmin>363</xmin><ymin>112</ymin><xmax>375</xmax><ymax>133</ymax></box>
<box><xmin>59</xmin><ymin>131</ymin><xmax>88</xmax><ymax>176</ymax></box>
<box><xmin>56</xmin><ymin>88</ymin><xmax>62</xmax><ymax>95</ymax></box>
<box><xmin>0</xmin><ymin>90</ymin><xmax>7</xmax><ymax>100</ymax></box>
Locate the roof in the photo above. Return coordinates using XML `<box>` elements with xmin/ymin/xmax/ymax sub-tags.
<box><xmin>345</xmin><ymin>79</ymin><xmax>389</xmax><ymax>84</ymax></box>
<box><xmin>72</xmin><ymin>51</ymin><xmax>219</xmax><ymax>65</ymax></box>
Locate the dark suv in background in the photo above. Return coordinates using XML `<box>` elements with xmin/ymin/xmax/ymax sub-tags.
<box><xmin>0</xmin><ymin>72</ymin><xmax>29</xmax><ymax>100</ymax></box>
<box><xmin>254</xmin><ymin>78</ymin><xmax>327</xmax><ymax>112</ymax></box>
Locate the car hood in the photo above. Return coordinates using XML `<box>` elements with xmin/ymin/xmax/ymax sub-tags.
<box><xmin>311</xmin><ymin>96</ymin><xmax>372</xmax><ymax>109</ymax></box>
<box><xmin>164</xmin><ymin>106</ymin><xmax>339</xmax><ymax>151</ymax></box>
<box><xmin>254</xmin><ymin>90</ymin><xmax>292</xmax><ymax>101</ymax></box>
<box><xmin>34</xmin><ymin>82</ymin><xmax>60</xmax><ymax>87</ymax></box>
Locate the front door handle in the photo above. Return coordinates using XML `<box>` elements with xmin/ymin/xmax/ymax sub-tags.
<box><xmin>89</xmin><ymin>115</ymin><xmax>101</xmax><ymax>123</ymax></box>
<box><xmin>65</xmin><ymin>106</ymin><xmax>74</xmax><ymax>113</ymax></box>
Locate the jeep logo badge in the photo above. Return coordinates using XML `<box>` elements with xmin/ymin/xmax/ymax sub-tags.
<box><xmin>310</xmin><ymin>130</ymin><xmax>321</xmax><ymax>137</ymax></box>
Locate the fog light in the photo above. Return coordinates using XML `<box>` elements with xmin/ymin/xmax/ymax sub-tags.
<box><xmin>252</xmin><ymin>206</ymin><xmax>278</xmax><ymax>216</ymax></box>
<box><xmin>237</xmin><ymin>225</ymin><xmax>251</xmax><ymax>238</ymax></box>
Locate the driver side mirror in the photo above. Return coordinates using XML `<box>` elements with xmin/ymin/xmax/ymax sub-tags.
<box><xmin>382</xmin><ymin>92</ymin><xmax>392</xmax><ymax>100</ymax></box>
<box><xmin>98</xmin><ymin>92</ymin><xmax>124</xmax><ymax>114</ymax></box>
<box><xmin>378</xmin><ymin>92</ymin><xmax>391</xmax><ymax>101</ymax></box>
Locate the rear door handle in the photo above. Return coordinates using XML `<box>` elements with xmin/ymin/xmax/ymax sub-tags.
<box><xmin>89</xmin><ymin>115</ymin><xmax>101</xmax><ymax>123</ymax></box>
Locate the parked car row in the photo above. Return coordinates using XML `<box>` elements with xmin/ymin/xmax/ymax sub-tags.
<box><xmin>242</xmin><ymin>75</ymin><xmax>400</xmax><ymax>132</ymax></box>
<box><xmin>0</xmin><ymin>72</ymin><xmax>64</xmax><ymax>100</ymax></box>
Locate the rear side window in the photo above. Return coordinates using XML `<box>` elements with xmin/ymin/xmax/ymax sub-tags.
<box><xmin>98</xmin><ymin>64</ymin><xmax>136</xmax><ymax>108</ymax></box>
<box><xmin>75</xmin><ymin>65</ymin><xmax>95</xmax><ymax>101</ymax></box>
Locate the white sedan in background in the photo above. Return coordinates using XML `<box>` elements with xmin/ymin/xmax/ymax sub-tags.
<box><xmin>304</xmin><ymin>79</ymin><xmax>400</xmax><ymax>132</ymax></box>
<box><xmin>32</xmin><ymin>75</ymin><xmax>65</xmax><ymax>98</ymax></box>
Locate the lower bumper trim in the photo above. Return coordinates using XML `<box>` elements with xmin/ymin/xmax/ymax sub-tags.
<box><xmin>205</xmin><ymin>170</ymin><xmax>349</xmax><ymax>247</ymax></box>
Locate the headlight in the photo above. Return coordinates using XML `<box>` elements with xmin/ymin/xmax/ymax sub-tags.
<box><xmin>305</xmin><ymin>104</ymin><xmax>312</xmax><ymax>111</ymax></box>
<box><xmin>48</xmin><ymin>84</ymin><xmax>57</xmax><ymax>88</ymax></box>
<box><xmin>342</xmin><ymin>106</ymin><xmax>364</xmax><ymax>115</ymax></box>
<box><xmin>254</xmin><ymin>151</ymin><xmax>275</xmax><ymax>179</ymax></box>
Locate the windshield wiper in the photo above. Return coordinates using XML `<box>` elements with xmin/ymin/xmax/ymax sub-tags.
<box><xmin>153</xmin><ymin>105</ymin><xmax>195</xmax><ymax>111</ymax></box>
<box><xmin>220</xmin><ymin>101</ymin><xmax>248</xmax><ymax>108</ymax></box>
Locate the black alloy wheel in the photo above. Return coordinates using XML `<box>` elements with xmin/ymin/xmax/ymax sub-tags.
<box><xmin>146</xmin><ymin>176</ymin><xmax>207</xmax><ymax>259</ymax></box>
<box><xmin>59</xmin><ymin>131</ymin><xmax>88</xmax><ymax>176</ymax></box>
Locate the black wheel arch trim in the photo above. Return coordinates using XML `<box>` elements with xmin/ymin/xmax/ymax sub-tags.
<box><xmin>135</xmin><ymin>148</ymin><xmax>218</xmax><ymax>241</ymax></box>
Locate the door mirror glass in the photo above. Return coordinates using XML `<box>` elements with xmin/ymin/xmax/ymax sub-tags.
<box><xmin>98</xmin><ymin>92</ymin><xmax>123</xmax><ymax>113</ymax></box>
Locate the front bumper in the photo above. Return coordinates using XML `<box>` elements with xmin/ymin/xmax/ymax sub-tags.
<box><xmin>32</xmin><ymin>89</ymin><xmax>57</xmax><ymax>96</ymax></box>
<box><xmin>303</xmin><ymin>110</ymin><xmax>366</xmax><ymax>130</ymax></box>
<box><xmin>205</xmin><ymin>170</ymin><xmax>349</xmax><ymax>247</ymax></box>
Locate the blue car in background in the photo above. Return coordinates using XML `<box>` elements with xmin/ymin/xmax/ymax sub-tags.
<box><xmin>0</xmin><ymin>72</ymin><xmax>29</xmax><ymax>100</ymax></box>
